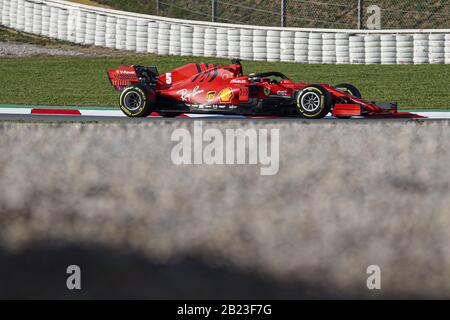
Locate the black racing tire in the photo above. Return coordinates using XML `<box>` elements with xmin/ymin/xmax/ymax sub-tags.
<box><xmin>119</xmin><ymin>86</ymin><xmax>153</xmax><ymax>117</ymax></box>
<box><xmin>158</xmin><ymin>112</ymin><xmax>183</xmax><ymax>118</ymax></box>
<box><xmin>335</xmin><ymin>83</ymin><xmax>362</xmax><ymax>99</ymax></box>
<box><xmin>295</xmin><ymin>85</ymin><xmax>332</xmax><ymax>119</ymax></box>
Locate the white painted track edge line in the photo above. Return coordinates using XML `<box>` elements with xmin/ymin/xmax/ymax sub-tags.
<box><xmin>79</xmin><ymin>110</ymin><xmax>126</xmax><ymax>117</ymax></box>
<box><xmin>0</xmin><ymin>108</ymin><xmax>33</xmax><ymax>115</ymax></box>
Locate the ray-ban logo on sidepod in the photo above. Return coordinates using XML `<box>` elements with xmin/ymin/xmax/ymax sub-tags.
<box><xmin>171</xmin><ymin>121</ymin><xmax>280</xmax><ymax>176</ymax></box>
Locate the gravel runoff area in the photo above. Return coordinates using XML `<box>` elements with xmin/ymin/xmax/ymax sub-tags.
<box><xmin>0</xmin><ymin>38</ymin><xmax>156</xmax><ymax>57</ymax></box>
<box><xmin>0</xmin><ymin>27</ymin><xmax>137</xmax><ymax>57</ymax></box>
<box><xmin>0</xmin><ymin>120</ymin><xmax>449</xmax><ymax>299</ymax></box>
<box><xmin>0</xmin><ymin>41</ymin><xmax>86</xmax><ymax>57</ymax></box>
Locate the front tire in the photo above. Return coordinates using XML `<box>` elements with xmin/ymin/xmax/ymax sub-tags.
<box><xmin>335</xmin><ymin>83</ymin><xmax>362</xmax><ymax>99</ymax></box>
<box><xmin>295</xmin><ymin>85</ymin><xmax>332</xmax><ymax>119</ymax></box>
<box><xmin>119</xmin><ymin>86</ymin><xmax>154</xmax><ymax>117</ymax></box>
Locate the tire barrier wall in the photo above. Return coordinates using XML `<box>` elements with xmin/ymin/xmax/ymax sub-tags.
<box><xmin>1</xmin><ymin>0</ymin><xmax>449</xmax><ymax>64</ymax></box>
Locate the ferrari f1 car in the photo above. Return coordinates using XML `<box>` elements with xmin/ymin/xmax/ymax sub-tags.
<box><xmin>107</xmin><ymin>59</ymin><xmax>401</xmax><ymax>119</ymax></box>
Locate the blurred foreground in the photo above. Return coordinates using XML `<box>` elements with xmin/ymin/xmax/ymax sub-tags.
<box><xmin>0</xmin><ymin>120</ymin><xmax>449</xmax><ymax>299</ymax></box>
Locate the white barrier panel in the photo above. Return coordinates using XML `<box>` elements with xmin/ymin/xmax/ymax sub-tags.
<box><xmin>381</xmin><ymin>35</ymin><xmax>396</xmax><ymax>64</ymax></box>
<box><xmin>41</xmin><ymin>4</ymin><xmax>52</xmax><ymax>37</ymax></box>
<box><xmin>23</xmin><ymin>0</ymin><xmax>33</xmax><ymax>33</ymax></box>
<box><xmin>446</xmin><ymin>34</ymin><xmax>450</xmax><ymax>64</ymax></box>
<box><xmin>413</xmin><ymin>33</ymin><xmax>428</xmax><ymax>64</ymax></box>
<box><xmin>253</xmin><ymin>29</ymin><xmax>266</xmax><ymax>61</ymax></box>
<box><xmin>115</xmin><ymin>17</ymin><xmax>126</xmax><ymax>50</ymax></box>
<box><xmin>365</xmin><ymin>35</ymin><xmax>381</xmax><ymax>64</ymax></box>
<box><xmin>16</xmin><ymin>0</ymin><xmax>25</xmax><ymax>31</ymax></box>
<box><xmin>75</xmin><ymin>9</ymin><xmax>86</xmax><ymax>44</ymax></box>
<box><xmin>84</xmin><ymin>11</ymin><xmax>96</xmax><ymax>45</ymax></box>
<box><xmin>240</xmin><ymin>28</ymin><xmax>253</xmax><ymax>60</ymax></box>
<box><xmin>308</xmin><ymin>32</ymin><xmax>322</xmax><ymax>64</ymax></box>
<box><xmin>66</xmin><ymin>9</ymin><xmax>77</xmax><ymax>42</ymax></box>
<box><xmin>204</xmin><ymin>27</ymin><xmax>216</xmax><ymax>57</ymax></box>
<box><xmin>125</xmin><ymin>18</ymin><xmax>137</xmax><ymax>51</ymax></box>
<box><xmin>2</xmin><ymin>0</ymin><xmax>10</xmax><ymax>27</ymax></box>
<box><xmin>32</xmin><ymin>2</ymin><xmax>42</xmax><ymax>35</ymax></box>
<box><xmin>9</xmin><ymin>0</ymin><xmax>16</xmax><ymax>29</ymax></box>
<box><xmin>429</xmin><ymin>34</ymin><xmax>445</xmax><ymax>64</ymax></box>
<box><xmin>216</xmin><ymin>27</ymin><xmax>228</xmax><ymax>58</ymax></box>
<box><xmin>94</xmin><ymin>14</ymin><xmax>107</xmax><ymax>47</ymax></box>
<box><xmin>57</xmin><ymin>8</ymin><xmax>68</xmax><ymax>41</ymax></box>
<box><xmin>180</xmin><ymin>25</ymin><xmax>193</xmax><ymax>56</ymax></box>
<box><xmin>322</xmin><ymin>33</ymin><xmax>336</xmax><ymax>64</ymax></box>
<box><xmin>335</xmin><ymin>33</ymin><xmax>350</xmax><ymax>64</ymax></box>
<box><xmin>280</xmin><ymin>31</ymin><xmax>294</xmax><ymax>62</ymax></box>
<box><xmin>48</xmin><ymin>6</ymin><xmax>59</xmax><ymax>39</ymax></box>
<box><xmin>396</xmin><ymin>35</ymin><xmax>413</xmax><ymax>64</ymax></box>
<box><xmin>192</xmin><ymin>25</ymin><xmax>204</xmax><ymax>56</ymax></box>
<box><xmin>294</xmin><ymin>31</ymin><xmax>309</xmax><ymax>64</ymax></box>
<box><xmin>168</xmin><ymin>23</ymin><xmax>180</xmax><ymax>55</ymax></box>
<box><xmin>227</xmin><ymin>29</ymin><xmax>239</xmax><ymax>59</ymax></box>
<box><xmin>349</xmin><ymin>35</ymin><xmax>364</xmax><ymax>64</ymax></box>
<box><xmin>105</xmin><ymin>15</ymin><xmax>116</xmax><ymax>49</ymax></box>
<box><xmin>13</xmin><ymin>0</ymin><xmax>20</xmax><ymax>29</ymax></box>
<box><xmin>157</xmin><ymin>21</ymin><xmax>170</xmax><ymax>55</ymax></box>
<box><xmin>267</xmin><ymin>30</ymin><xmax>280</xmax><ymax>62</ymax></box>
<box><xmin>136</xmin><ymin>18</ymin><xmax>148</xmax><ymax>53</ymax></box>
<box><xmin>1</xmin><ymin>0</ymin><xmax>449</xmax><ymax>65</ymax></box>
<box><xmin>147</xmin><ymin>21</ymin><xmax>158</xmax><ymax>54</ymax></box>
<box><xmin>0</xmin><ymin>0</ymin><xmax>3</xmax><ymax>26</ymax></box>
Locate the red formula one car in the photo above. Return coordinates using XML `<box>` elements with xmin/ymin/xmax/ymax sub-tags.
<box><xmin>107</xmin><ymin>59</ymin><xmax>403</xmax><ymax>119</ymax></box>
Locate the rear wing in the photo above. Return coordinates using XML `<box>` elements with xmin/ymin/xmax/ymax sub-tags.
<box><xmin>107</xmin><ymin>65</ymin><xmax>159</xmax><ymax>91</ymax></box>
<box><xmin>107</xmin><ymin>66</ymin><xmax>140</xmax><ymax>91</ymax></box>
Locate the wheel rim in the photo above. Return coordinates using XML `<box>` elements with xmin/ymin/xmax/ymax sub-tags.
<box><xmin>301</xmin><ymin>92</ymin><xmax>321</xmax><ymax>112</ymax></box>
<box><xmin>123</xmin><ymin>91</ymin><xmax>142</xmax><ymax>111</ymax></box>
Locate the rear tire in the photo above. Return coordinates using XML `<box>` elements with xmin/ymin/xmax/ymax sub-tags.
<box><xmin>295</xmin><ymin>85</ymin><xmax>332</xmax><ymax>119</ymax></box>
<box><xmin>119</xmin><ymin>86</ymin><xmax>154</xmax><ymax>117</ymax></box>
<box><xmin>335</xmin><ymin>83</ymin><xmax>362</xmax><ymax>99</ymax></box>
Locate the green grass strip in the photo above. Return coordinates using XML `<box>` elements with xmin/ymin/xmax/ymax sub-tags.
<box><xmin>1</xmin><ymin>55</ymin><xmax>449</xmax><ymax>109</ymax></box>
